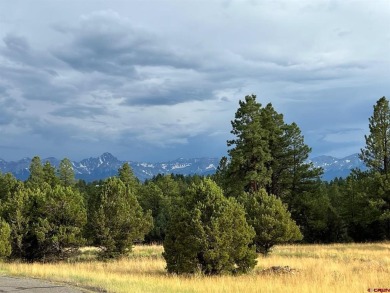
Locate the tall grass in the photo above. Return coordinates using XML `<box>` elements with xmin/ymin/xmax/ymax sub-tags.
<box><xmin>1</xmin><ymin>243</ymin><xmax>389</xmax><ymax>293</ymax></box>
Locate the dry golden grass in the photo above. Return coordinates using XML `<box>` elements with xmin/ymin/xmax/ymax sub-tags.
<box><xmin>1</xmin><ymin>243</ymin><xmax>389</xmax><ymax>293</ymax></box>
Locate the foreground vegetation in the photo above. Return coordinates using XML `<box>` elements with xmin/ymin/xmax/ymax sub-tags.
<box><xmin>1</xmin><ymin>243</ymin><xmax>389</xmax><ymax>293</ymax></box>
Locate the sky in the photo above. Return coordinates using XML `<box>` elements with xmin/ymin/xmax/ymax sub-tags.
<box><xmin>0</xmin><ymin>0</ymin><xmax>389</xmax><ymax>162</ymax></box>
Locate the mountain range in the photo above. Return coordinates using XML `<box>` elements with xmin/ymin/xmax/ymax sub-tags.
<box><xmin>309</xmin><ymin>154</ymin><xmax>367</xmax><ymax>181</ymax></box>
<box><xmin>0</xmin><ymin>152</ymin><xmax>366</xmax><ymax>182</ymax></box>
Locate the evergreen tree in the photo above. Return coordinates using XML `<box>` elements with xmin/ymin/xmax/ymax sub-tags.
<box><xmin>152</xmin><ymin>174</ymin><xmax>181</xmax><ymax>197</ymax></box>
<box><xmin>340</xmin><ymin>171</ymin><xmax>388</xmax><ymax>241</ymax></box>
<box><xmin>356</xmin><ymin>96</ymin><xmax>390</xmax><ymax>239</ymax></box>
<box><xmin>26</xmin><ymin>156</ymin><xmax>44</xmax><ymax>189</ymax></box>
<box><xmin>2</xmin><ymin>182</ymin><xmax>87</xmax><ymax>261</ymax></box>
<box><xmin>222</xmin><ymin>95</ymin><xmax>321</xmax><ymax>200</ymax></box>
<box><xmin>226</xmin><ymin>94</ymin><xmax>272</xmax><ymax>194</ymax></box>
<box><xmin>214</xmin><ymin>156</ymin><xmax>229</xmax><ymax>190</ymax></box>
<box><xmin>42</xmin><ymin>161</ymin><xmax>59</xmax><ymax>188</ymax></box>
<box><xmin>163</xmin><ymin>179</ymin><xmax>257</xmax><ymax>275</ymax></box>
<box><xmin>2</xmin><ymin>183</ymin><xmax>31</xmax><ymax>259</ymax></box>
<box><xmin>118</xmin><ymin>162</ymin><xmax>139</xmax><ymax>188</ymax></box>
<box><xmin>82</xmin><ymin>180</ymin><xmax>104</xmax><ymax>245</ymax></box>
<box><xmin>326</xmin><ymin>178</ymin><xmax>350</xmax><ymax>242</ymax></box>
<box><xmin>0</xmin><ymin>218</ymin><xmax>11</xmax><ymax>259</ymax></box>
<box><xmin>58</xmin><ymin>158</ymin><xmax>75</xmax><ymax>187</ymax></box>
<box><xmin>137</xmin><ymin>182</ymin><xmax>170</xmax><ymax>242</ymax></box>
<box><xmin>259</xmin><ymin>103</ymin><xmax>287</xmax><ymax>196</ymax></box>
<box><xmin>360</xmin><ymin>96</ymin><xmax>390</xmax><ymax>174</ymax></box>
<box><xmin>34</xmin><ymin>185</ymin><xmax>87</xmax><ymax>260</ymax></box>
<box><xmin>321</xmin><ymin>169</ymin><xmax>390</xmax><ymax>242</ymax></box>
<box><xmin>376</xmin><ymin>173</ymin><xmax>390</xmax><ymax>239</ymax></box>
<box><xmin>277</xmin><ymin>122</ymin><xmax>322</xmax><ymax>200</ymax></box>
<box><xmin>297</xmin><ymin>185</ymin><xmax>346</xmax><ymax>243</ymax></box>
<box><xmin>0</xmin><ymin>172</ymin><xmax>18</xmax><ymax>201</ymax></box>
<box><xmin>239</xmin><ymin>189</ymin><xmax>302</xmax><ymax>255</ymax></box>
<box><xmin>90</xmin><ymin>177</ymin><xmax>153</xmax><ymax>258</ymax></box>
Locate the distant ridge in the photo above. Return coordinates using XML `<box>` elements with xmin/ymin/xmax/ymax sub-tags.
<box><xmin>0</xmin><ymin>152</ymin><xmax>366</xmax><ymax>182</ymax></box>
<box><xmin>309</xmin><ymin>153</ymin><xmax>367</xmax><ymax>181</ymax></box>
<box><xmin>0</xmin><ymin>153</ymin><xmax>218</xmax><ymax>181</ymax></box>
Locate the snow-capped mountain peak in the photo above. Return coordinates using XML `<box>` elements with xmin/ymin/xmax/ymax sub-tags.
<box><xmin>0</xmin><ymin>152</ymin><xmax>367</xmax><ymax>182</ymax></box>
<box><xmin>310</xmin><ymin>153</ymin><xmax>366</xmax><ymax>180</ymax></box>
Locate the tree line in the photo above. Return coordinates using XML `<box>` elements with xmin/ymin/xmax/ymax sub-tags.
<box><xmin>0</xmin><ymin>95</ymin><xmax>389</xmax><ymax>275</ymax></box>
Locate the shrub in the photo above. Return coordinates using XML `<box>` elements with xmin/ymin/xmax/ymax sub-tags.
<box><xmin>163</xmin><ymin>179</ymin><xmax>257</xmax><ymax>275</ymax></box>
<box><xmin>90</xmin><ymin>177</ymin><xmax>153</xmax><ymax>258</ymax></box>
<box><xmin>0</xmin><ymin>218</ymin><xmax>11</xmax><ymax>259</ymax></box>
<box><xmin>240</xmin><ymin>189</ymin><xmax>303</xmax><ymax>256</ymax></box>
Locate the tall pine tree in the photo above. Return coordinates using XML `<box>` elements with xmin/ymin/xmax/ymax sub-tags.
<box><xmin>58</xmin><ymin>158</ymin><xmax>75</xmax><ymax>187</ymax></box>
<box><xmin>118</xmin><ymin>162</ymin><xmax>140</xmax><ymax>192</ymax></box>
<box><xmin>26</xmin><ymin>156</ymin><xmax>44</xmax><ymax>189</ymax></box>
<box><xmin>225</xmin><ymin>95</ymin><xmax>272</xmax><ymax>194</ymax></box>
<box><xmin>43</xmin><ymin>161</ymin><xmax>59</xmax><ymax>188</ymax></box>
<box><xmin>221</xmin><ymin>94</ymin><xmax>322</xmax><ymax>244</ymax></box>
<box><xmin>222</xmin><ymin>95</ymin><xmax>321</xmax><ymax>200</ymax></box>
<box><xmin>360</xmin><ymin>96</ymin><xmax>390</xmax><ymax>174</ymax></box>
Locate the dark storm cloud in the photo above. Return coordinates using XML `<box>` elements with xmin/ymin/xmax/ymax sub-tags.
<box><xmin>0</xmin><ymin>82</ymin><xmax>25</xmax><ymax>126</ymax></box>
<box><xmin>119</xmin><ymin>77</ymin><xmax>216</xmax><ymax>106</ymax></box>
<box><xmin>2</xmin><ymin>34</ymin><xmax>61</xmax><ymax>69</ymax></box>
<box><xmin>51</xmin><ymin>105</ymin><xmax>108</xmax><ymax>118</ymax></box>
<box><xmin>3</xmin><ymin>34</ymin><xmax>30</xmax><ymax>54</ymax></box>
<box><xmin>47</xmin><ymin>10</ymin><xmax>218</xmax><ymax>107</ymax></box>
<box><xmin>52</xmin><ymin>11</ymin><xmax>196</xmax><ymax>76</ymax></box>
<box><xmin>0</xmin><ymin>34</ymin><xmax>78</xmax><ymax>103</ymax></box>
<box><xmin>1</xmin><ymin>64</ymin><xmax>77</xmax><ymax>103</ymax></box>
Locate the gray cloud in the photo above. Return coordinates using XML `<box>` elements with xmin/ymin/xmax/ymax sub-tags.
<box><xmin>3</xmin><ymin>34</ymin><xmax>30</xmax><ymax>53</ymax></box>
<box><xmin>0</xmin><ymin>82</ymin><xmax>25</xmax><ymax>126</ymax></box>
<box><xmin>47</xmin><ymin>10</ymin><xmax>218</xmax><ymax>108</ymax></box>
<box><xmin>50</xmin><ymin>105</ymin><xmax>108</xmax><ymax>118</ymax></box>
<box><xmin>52</xmin><ymin>11</ymin><xmax>196</xmax><ymax>76</ymax></box>
<box><xmin>0</xmin><ymin>34</ymin><xmax>78</xmax><ymax>104</ymax></box>
<box><xmin>1</xmin><ymin>65</ymin><xmax>77</xmax><ymax>103</ymax></box>
<box><xmin>0</xmin><ymin>1</ymin><xmax>388</xmax><ymax>161</ymax></box>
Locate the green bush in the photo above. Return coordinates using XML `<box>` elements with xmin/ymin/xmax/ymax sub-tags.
<box><xmin>90</xmin><ymin>177</ymin><xmax>153</xmax><ymax>259</ymax></box>
<box><xmin>240</xmin><ymin>189</ymin><xmax>303</xmax><ymax>256</ymax></box>
<box><xmin>163</xmin><ymin>178</ymin><xmax>257</xmax><ymax>275</ymax></box>
<box><xmin>2</xmin><ymin>184</ymin><xmax>87</xmax><ymax>261</ymax></box>
<box><xmin>0</xmin><ymin>218</ymin><xmax>11</xmax><ymax>259</ymax></box>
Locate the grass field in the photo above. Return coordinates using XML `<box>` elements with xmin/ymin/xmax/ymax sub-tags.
<box><xmin>0</xmin><ymin>243</ymin><xmax>389</xmax><ymax>293</ymax></box>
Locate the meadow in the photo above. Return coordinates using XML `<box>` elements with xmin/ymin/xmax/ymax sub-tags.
<box><xmin>0</xmin><ymin>243</ymin><xmax>389</xmax><ymax>293</ymax></box>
